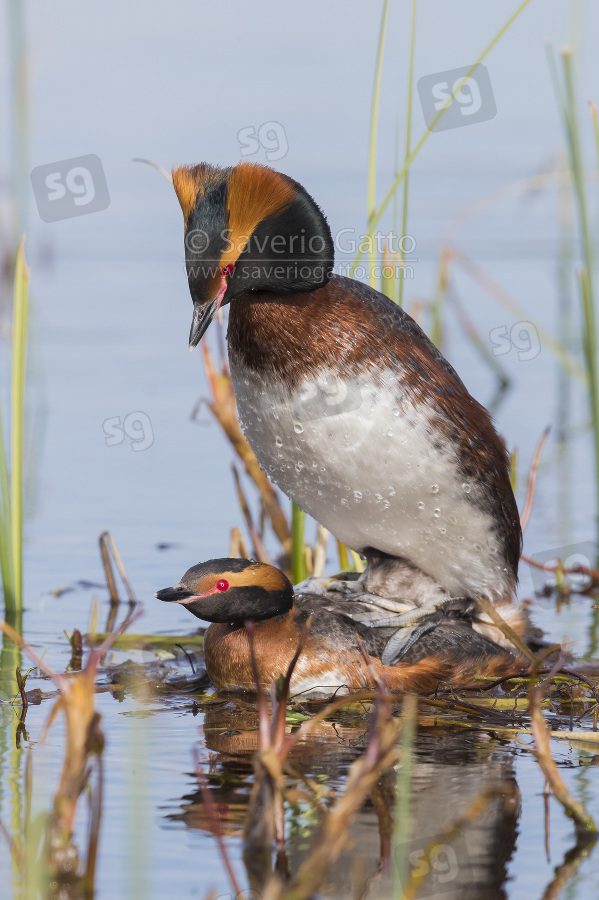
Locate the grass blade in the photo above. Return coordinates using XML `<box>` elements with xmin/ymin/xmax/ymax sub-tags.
<box><xmin>352</xmin><ymin>0</ymin><xmax>535</xmax><ymax>275</ymax></box>
<box><xmin>397</xmin><ymin>0</ymin><xmax>417</xmax><ymax>309</ymax></box>
<box><xmin>554</xmin><ymin>50</ymin><xmax>599</xmax><ymax>545</ymax></box>
<box><xmin>0</xmin><ymin>392</ymin><xmax>14</xmax><ymax>610</ymax></box>
<box><xmin>10</xmin><ymin>237</ymin><xmax>28</xmax><ymax>613</ymax></box>
<box><xmin>367</xmin><ymin>0</ymin><xmax>389</xmax><ymax>288</ymax></box>
<box><xmin>393</xmin><ymin>694</ymin><xmax>417</xmax><ymax>898</ymax></box>
<box><xmin>291</xmin><ymin>502</ymin><xmax>307</xmax><ymax>583</ymax></box>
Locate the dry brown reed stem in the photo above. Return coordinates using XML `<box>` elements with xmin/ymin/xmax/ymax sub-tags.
<box><xmin>0</xmin><ymin>610</ymin><xmax>142</xmax><ymax>868</ymax></box>
<box><xmin>270</xmin><ymin>618</ymin><xmax>313</xmax><ymax>756</ymax></box>
<box><xmin>312</xmin><ymin>524</ymin><xmax>329</xmax><ymax>578</ymax></box>
<box><xmin>242</xmin><ymin>621</ymin><xmax>405</xmax><ymax>899</ymax></box>
<box><xmin>99</xmin><ymin>531</ymin><xmax>119</xmax><ymax>603</ymax></box>
<box><xmin>269</xmin><ymin>691</ymin><xmax>400</xmax><ymax>900</ymax></box>
<box><xmin>418</xmin><ymin>693</ymin><xmax>526</xmax><ymax>726</ymax></box>
<box><xmin>445</xmin><ymin>286</ymin><xmax>510</xmax><ymax>391</ymax></box>
<box><xmin>521</xmin><ymin>553</ymin><xmax>599</xmax><ymax>584</ymax></box>
<box><xmin>443</xmin><ymin>244</ymin><xmax>584</xmax><ymax>382</ymax></box>
<box><xmin>520</xmin><ymin>426</ymin><xmax>551</xmax><ymax>532</ymax></box>
<box><xmin>229</xmin><ymin>526</ymin><xmax>250</xmax><ymax>558</ymax></box>
<box><xmin>83</xmin><ymin>753</ymin><xmax>104</xmax><ymax>895</ymax></box>
<box><xmin>245</xmin><ymin>622</ymin><xmax>270</xmax><ymax>749</ymax></box>
<box><xmin>453</xmin><ymin>665</ymin><xmax>596</xmax><ymax>696</ymax></box>
<box><xmin>99</xmin><ymin>531</ymin><xmax>136</xmax><ymax>602</ymax></box>
<box><xmin>529</xmin><ymin>655</ymin><xmax>598</xmax><ymax>837</ymax></box>
<box><xmin>200</xmin><ymin>340</ymin><xmax>292</xmax><ymax>558</ymax></box>
<box><xmin>370</xmin><ymin>775</ymin><xmax>394</xmax><ymax>872</ymax></box>
<box><xmin>439</xmin><ymin>169</ymin><xmax>570</xmax><ymax>248</ymax></box>
<box><xmin>243</xmin><ymin>617</ymin><xmax>314</xmax><ymax>862</ymax></box>
<box><xmin>0</xmin><ymin>820</ymin><xmax>22</xmax><ymax>868</ymax></box>
<box><xmin>474</xmin><ymin>595</ymin><xmax>538</xmax><ymax>664</ymax></box>
<box><xmin>104</xmin><ymin>531</ymin><xmax>136</xmax><ymax>602</ymax></box>
<box><xmin>67</xmin><ymin>627</ymin><xmax>83</xmax><ymax>671</ymax></box>
<box><xmin>540</xmin><ymin>838</ymin><xmax>597</xmax><ymax>900</ymax></box>
<box><xmin>99</xmin><ymin>530</ymin><xmax>137</xmax><ymax>634</ymax></box>
<box><xmin>16</xmin><ymin>665</ymin><xmax>27</xmax><ymax>714</ymax></box>
<box><xmin>231</xmin><ymin>462</ymin><xmax>272</xmax><ymax>563</ymax></box>
<box><xmin>193</xmin><ymin>747</ymin><xmax>242</xmax><ymax>898</ymax></box>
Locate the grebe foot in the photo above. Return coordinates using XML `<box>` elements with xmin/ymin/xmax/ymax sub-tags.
<box><xmin>379</xmin><ymin>599</ymin><xmax>463</xmax><ymax>665</ymax></box>
<box><xmin>294</xmin><ymin>576</ymin><xmax>429</xmax><ymax>614</ymax></box>
<box><xmin>352</xmin><ymin>593</ymin><xmax>417</xmax><ymax>614</ymax></box>
<box><xmin>381</xmin><ymin>615</ymin><xmax>443</xmax><ymax>666</ymax></box>
<box><xmin>293</xmin><ymin>575</ymin><xmax>331</xmax><ymax>596</ymax></box>
<box><xmin>325</xmin><ymin>578</ymin><xmax>419</xmax><ymax>613</ymax></box>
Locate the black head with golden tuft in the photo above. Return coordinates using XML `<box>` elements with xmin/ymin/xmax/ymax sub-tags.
<box><xmin>172</xmin><ymin>162</ymin><xmax>335</xmax><ymax>347</ymax></box>
<box><xmin>155</xmin><ymin>557</ymin><xmax>294</xmax><ymax>624</ymax></box>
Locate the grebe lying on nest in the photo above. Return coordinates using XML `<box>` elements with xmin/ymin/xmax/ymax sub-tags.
<box><xmin>156</xmin><ymin>558</ymin><xmax>526</xmax><ymax>695</ymax></box>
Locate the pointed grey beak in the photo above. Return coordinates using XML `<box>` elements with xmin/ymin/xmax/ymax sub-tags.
<box><xmin>189</xmin><ymin>298</ymin><xmax>219</xmax><ymax>350</ymax></box>
<box><xmin>155</xmin><ymin>585</ymin><xmax>194</xmax><ymax>602</ymax></box>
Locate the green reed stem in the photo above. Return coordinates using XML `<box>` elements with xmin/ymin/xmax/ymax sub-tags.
<box><xmin>337</xmin><ymin>540</ymin><xmax>350</xmax><ymax>571</ymax></box>
<box><xmin>8</xmin><ymin>0</ymin><xmax>29</xmax><ymax>241</ymax></box>
<box><xmin>393</xmin><ymin>694</ymin><xmax>417</xmax><ymax>898</ymax></box>
<box><xmin>392</xmin><ymin>111</ymin><xmax>400</xmax><ymax>281</ymax></box>
<box><xmin>11</xmin><ymin>238</ymin><xmax>28</xmax><ymax>612</ymax></box>
<box><xmin>367</xmin><ymin>0</ymin><xmax>389</xmax><ymax>288</ymax></box>
<box><xmin>291</xmin><ymin>502</ymin><xmax>307</xmax><ymax>584</ymax></box>
<box><xmin>1</xmin><ymin>239</ymin><xmax>28</xmax><ymax>617</ymax></box>
<box><xmin>352</xmin><ymin>0</ymin><xmax>534</xmax><ymax>276</ymax></box>
<box><xmin>553</xmin><ymin>49</ymin><xmax>599</xmax><ymax>543</ymax></box>
<box><xmin>580</xmin><ymin>266</ymin><xmax>599</xmax><ymax>535</ymax></box>
<box><xmin>0</xmin><ymin>399</ymin><xmax>14</xmax><ymax>610</ymax></box>
<box><xmin>397</xmin><ymin>0</ymin><xmax>416</xmax><ymax>309</ymax></box>
<box><xmin>591</xmin><ymin>102</ymin><xmax>599</xmax><ymax>177</ymax></box>
<box><xmin>349</xmin><ymin>550</ymin><xmax>364</xmax><ymax>574</ymax></box>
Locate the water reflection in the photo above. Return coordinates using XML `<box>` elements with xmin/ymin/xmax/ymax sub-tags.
<box><xmin>169</xmin><ymin>701</ymin><xmax>522</xmax><ymax>899</ymax></box>
<box><xmin>0</xmin><ymin>615</ymin><xmax>24</xmax><ymax>895</ymax></box>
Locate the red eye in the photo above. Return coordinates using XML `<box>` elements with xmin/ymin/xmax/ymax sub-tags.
<box><xmin>216</xmin><ymin>579</ymin><xmax>229</xmax><ymax>592</ymax></box>
<box><xmin>222</xmin><ymin>264</ymin><xmax>234</xmax><ymax>277</ymax></box>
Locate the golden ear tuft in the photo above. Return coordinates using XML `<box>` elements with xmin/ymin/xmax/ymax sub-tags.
<box><xmin>227</xmin><ymin>562</ymin><xmax>290</xmax><ymax>592</ymax></box>
<box><xmin>172</xmin><ymin>166</ymin><xmax>201</xmax><ymax>227</ymax></box>
<box><xmin>172</xmin><ymin>163</ymin><xmax>226</xmax><ymax>228</ymax></box>
<box><xmin>222</xmin><ymin>162</ymin><xmax>296</xmax><ymax>266</ymax></box>
<box><xmin>238</xmin><ymin>562</ymin><xmax>290</xmax><ymax>592</ymax></box>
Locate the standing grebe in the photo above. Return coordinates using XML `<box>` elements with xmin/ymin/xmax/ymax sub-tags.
<box><xmin>156</xmin><ymin>559</ymin><xmax>522</xmax><ymax>694</ymax></box>
<box><xmin>171</xmin><ymin>162</ymin><xmax>522</xmax><ymax>632</ymax></box>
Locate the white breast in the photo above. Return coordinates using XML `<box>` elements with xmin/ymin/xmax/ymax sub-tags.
<box><xmin>229</xmin><ymin>358</ymin><xmax>509</xmax><ymax>602</ymax></box>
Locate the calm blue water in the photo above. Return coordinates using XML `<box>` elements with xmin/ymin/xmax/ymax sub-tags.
<box><xmin>1</xmin><ymin>1</ymin><xmax>599</xmax><ymax>897</ymax></box>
